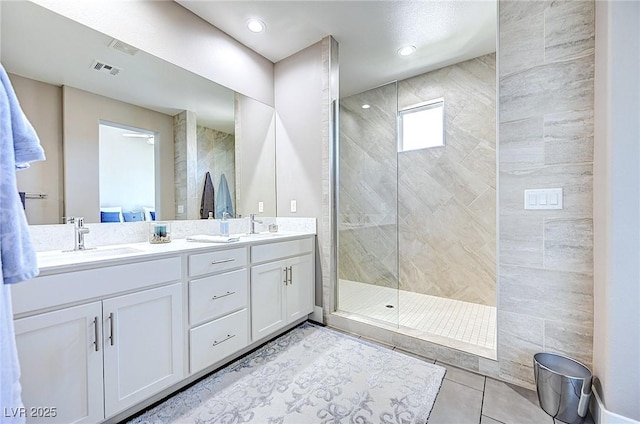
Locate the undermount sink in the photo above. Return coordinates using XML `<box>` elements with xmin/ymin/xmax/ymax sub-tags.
<box><xmin>60</xmin><ymin>246</ymin><xmax>144</xmax><ymax>256</ymax></box>
<box><xmin>241</xmin><ymin>232</ymin><xmax>287</xmax><ymax>238</ymax></box>
<box><xmin>37</xmin><ymin>246</ymin><xmax>146</xmax><ymax>268</ymax></box>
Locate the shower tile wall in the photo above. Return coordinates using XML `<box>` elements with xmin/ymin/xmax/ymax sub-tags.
<box><xmin>339</xmin><ymin>54</ymin><xmax>496</xmax><ymax>306</ymax></box>
<box><xmin>196</xmin><ymin>126</ymin><xmax>236</xmax><ymax>215</ymax></box>
<box><xmin>397</xmin><ymin>54</ymin><xmax>496</xmax><ymax>306</ymax></box>
<box><xmin>498</xmin><ymin>0</ymin><xmax>594</xmax><ymax>385</ymax></box>
<box><xmin>339</xmin><ymin>82</ymin><xmax>398</xmax><ymax>289</ymax></box>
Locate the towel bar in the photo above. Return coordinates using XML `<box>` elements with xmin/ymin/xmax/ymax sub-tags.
<box><xmin>24</xmin><ymin>192</ymin><xmax>47</xmax><ymax>199</ymax></box>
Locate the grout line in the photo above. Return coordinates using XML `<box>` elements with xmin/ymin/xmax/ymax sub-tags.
<box><xmin>479</xmin><ymin>376</ymin><xmax>487</xmax><ymax>423</ymax></box>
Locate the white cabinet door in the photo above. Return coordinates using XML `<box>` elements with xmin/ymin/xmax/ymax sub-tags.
<box><xmin>250</xmin><ymin>259</ymin><xmax>287</xmax><ymax>341</ymax></box>
<box><xmin>285</xmin><ymin>254</ymin><xmax>314</xmax><ymax>323</ymax></box>
<box><xmin>102</xmin><ymin>283</ymin><xmax>184</xmax><ymax>417</ymax></box>
<box><xmin>14</xmin><ymin>302</ymin><xmax>104</xmax><ymax>424</ymax></box>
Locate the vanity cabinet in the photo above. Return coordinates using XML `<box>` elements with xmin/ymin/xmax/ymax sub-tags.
<box><xmin>187</xmin><ymin>248</ymin><xmax>250</xmax><ymax>374</ymax></box>
<box><xmin>12</xmin><ymin>258</ymin><xmax>184</xmax><ymax>422</ymax></box>
<box><xmin>250</xmin><ymin>238</ymin><xmax>314</xmax><ymax>342</ymax></box>
<box><xmin>12</xmin><ymin>233</ymin><xmax>316</xmax><ymax>423</ymax></box>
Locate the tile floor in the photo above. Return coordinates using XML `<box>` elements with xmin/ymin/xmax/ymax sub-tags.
<box><xmin>339</xmin><ymin>279</ymin><xmax>497</xmax><ymax>352</ymax></box>
<box><xmin>330</xmin><ymin>326</ymin><xmax>594</xmax><ymax>424</ymax></box>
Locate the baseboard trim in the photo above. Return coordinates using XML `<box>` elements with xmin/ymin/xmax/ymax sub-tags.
<box><xmin>309</xmin><ymin>306</ymin><xmax>323</xmax><ymax>323</ymax></box>
<box><xmin>591</xmin><ymin>385</ymin><xmax>640</xmax><ymax>424</ymax></box>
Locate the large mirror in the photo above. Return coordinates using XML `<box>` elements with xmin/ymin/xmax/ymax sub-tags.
<box><xmin>1</xmin><ymin>1</ymin><xmax>276</xmax><ymax>224</ymax></box>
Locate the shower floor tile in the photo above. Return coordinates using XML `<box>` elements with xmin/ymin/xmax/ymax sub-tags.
<box><xmin>338</xmin><ymin>279</ymin><xmax>497</xmax><ymax>355</ymax></box>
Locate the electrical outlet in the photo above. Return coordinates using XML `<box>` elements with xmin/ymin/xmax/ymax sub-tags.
<box><xmin>258</xmin><ymin>201</ymin><xmax>264</xmax><ymax>213</ymax></box>
<box><xmin>290</xmin><ymin>200</ymin><xmax>297</xmax><ymax>213</ymax></box>
<box><xmin>177</xmin><ymin>205</ymin><xmax>184</xmax><ymax>214</ymax></box>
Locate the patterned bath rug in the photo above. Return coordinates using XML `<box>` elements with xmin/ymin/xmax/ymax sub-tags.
<box><xmin>128</xmin><ymin>322</ymin><xmax>446</xmax><ymax>423</ymax></box>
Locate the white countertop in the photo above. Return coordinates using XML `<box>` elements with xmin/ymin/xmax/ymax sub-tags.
<box><xmin>36</xmin><ymin>231</ymin><xmax>315</xmax><ymax>275</ymax></box>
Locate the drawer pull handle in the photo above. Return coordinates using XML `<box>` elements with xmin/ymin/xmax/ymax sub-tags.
<box><xmin>283</xmin><ymin>267</ymin><xmax>288</xmax><ymax>285</ymax></box>
<box><xmin>211</xmin><ymin>258</ymin><xmax>235</xmax><ymax>265</ymax></box>
<box><xmin>93</xmin><ymin>316</ymin><xmax>99</xmax><ymax>352</ymax></box>
<box><xmin>212</xmin><ymin>291</ymin><xmax>236</xmax><ymax>300</ymax></box>
<box><xmin>288</xmin><ymin>266</ymin><xmax>293</xmax><ymax>285</ymax></box>
<box><xmin>212</xmin><ymin>334</ymin><xmax>236</xmax><ymax>347</ymax></box>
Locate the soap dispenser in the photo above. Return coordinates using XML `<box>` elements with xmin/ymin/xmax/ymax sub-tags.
<box><xmin>220</xmin><ymin>212</ymin><xmax>230</xmax><ymax>237</ymax></box>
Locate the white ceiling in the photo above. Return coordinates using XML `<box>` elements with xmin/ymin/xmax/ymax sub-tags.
<box><xmin>177</xmin><ymin>1</ymin><xmax>497</xmax><ymax>97</ymax></box>
<box><xmin>1</xmin><ymin>1</ymin><xmax>496</xmax><ymax>132</ymax></box>
<box><xmin>0</xmin><ymin>1</ymin><xmax>235</xmax><ymax>133</ymax></box>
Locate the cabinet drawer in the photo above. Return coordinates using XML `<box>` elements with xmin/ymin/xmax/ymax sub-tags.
<box><xmin>189</xmin><ymin>247</ymin><xmax>247</xmax><ymax>277</ymax></box>
<box><xmin>251</xmin><ymin>237</ymin><xmax>314</xmax><ymax>264</ymax></box>
<box><xmin>189</xmin><ymin>269</ymin><xmax>247</xmax><ymax>326</ymax></box>
<box><xmin>189</xmin><ymin>309</ymin><xmax>248</xmax><ymax>374</ymax></box>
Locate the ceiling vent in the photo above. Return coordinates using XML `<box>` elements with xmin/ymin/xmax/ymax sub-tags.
<box><xmin>90</xmin><ymin>60</ymin><xmax>122</xmax><ymax>76</ymax></box>
<box><xmin>109</xmin><ymin>39</ymin><xmax>140</xmax><ymax>56</ymax></box>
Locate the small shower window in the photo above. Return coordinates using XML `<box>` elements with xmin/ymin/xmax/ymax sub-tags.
<box><xmin>398</xmin><ymin>98</ymin><xmax>445</xmax><ymax>152</ymax></box>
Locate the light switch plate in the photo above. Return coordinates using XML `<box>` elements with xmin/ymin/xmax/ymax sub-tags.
<box><xmin>177</xmin><ymin>205</ymin><xmax>184</xmax><ymax>214</ymax></box>
<box><xmin>258</xmin><ymin>201</ymin><xmax>264</xmax><ymax>213</ymax></box>
<box><xmin>524</xmin><ymin>188</ymin><xmax>563</xmax><ymax>210</ymax></box>
<box><xmin>290</xmin><ymin>200</ymin><xmax>297</xmax><ymax>213</ymax></box>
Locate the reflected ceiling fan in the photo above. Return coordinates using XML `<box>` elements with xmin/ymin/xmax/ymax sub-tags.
<box><xmin>122</xmin><ymin>132</ymin><xmax>155</xmax><ymax>145</ymax></box>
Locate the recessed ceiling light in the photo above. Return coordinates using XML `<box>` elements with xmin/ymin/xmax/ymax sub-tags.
<box><xmin>247</xmin><ymin>18</ymin><xmax>266</xmax><ymax>33</ymax></box>
<box><xmin>398</xmin><ymin>45</ymin><xmax>416</xmax><ymax>56</ymax></box>
<box><xmin>361</xmin><ymin>104</ymin><xmax>371</xmax><ymax>109</ymax></box>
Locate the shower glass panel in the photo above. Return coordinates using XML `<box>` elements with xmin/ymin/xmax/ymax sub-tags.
<box><xmin>337</xmin><ymin>82</ymin><xmax>399</xmax><ymax>328</ymax></box>
<box><xmin>337</xmin><ymin>54</ymin><xmax>497</xmax><ymax>358</ymax></box>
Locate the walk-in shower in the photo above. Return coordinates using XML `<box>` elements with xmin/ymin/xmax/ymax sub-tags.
<box><xmin>336</xmin><ymin>54</ymin><xmax>497</xmax><ymax>358</ymax></box>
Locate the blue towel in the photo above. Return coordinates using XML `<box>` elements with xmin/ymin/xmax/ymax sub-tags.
<box><xmin>0</xmin><ymin>63</ymin><xmax>45</xmax><ymax>422</ymax></box>
<box><xmin>0</xmin><ymin>63</ymin><xmax>45</xmax><ymax>285</ymax></box>
<box><xmin>1</xmin><ymin>284</ymin><xmax>22</xmax><ymax>421</ymax></box>
<box><xmin>215</xmin><ymin>173</ymin><xmax>234</xmax><ymax>219</ymax></box>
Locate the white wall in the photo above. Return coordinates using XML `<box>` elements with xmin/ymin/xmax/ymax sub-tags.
<box><xmin>63</xmin><ymin>86</ymin><xmax>174</xmax><ymax>223</ymax></box>
<box><xmin>275</xmin><ymin>42</ymin><xmax>323</xmax><ymax>219</ymax></box>
<box><xmin>11</xmin><ymin>74</ymin><xmax>63</xmax><ymax>225</ymax></box>
<box><xmin>30</xmin><ymin>0</ymin><xmax>274</xmax><ymax>106</ymax></box>
<box><xmin>235</xmin><ymin>94</ymin><xmax>276</xmax><ymax>217</ymax></box>
<box><xmin>275</xmin><ymin>40</ymin><xmax>327</xmax><ymax>307</ymax></box>
<box><xmin>593</xmin><ymin>0</ymin><xmax>640</xmax><ymax>420</ymax></box>
<box><xmin>99</xmin><ymin>125</ymin><xmax>155</xmax><ymax>213</ymax></box>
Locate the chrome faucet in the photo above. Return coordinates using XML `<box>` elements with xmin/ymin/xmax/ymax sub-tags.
<box><xmin>67</xmin><ymin>216</ymin><xmax>90</xmax><ymax>250</ymax></box>
<box><xmin>249</xmin><ymin>213</ymin><xmax>263</xmax><ymax>234</ymax></box>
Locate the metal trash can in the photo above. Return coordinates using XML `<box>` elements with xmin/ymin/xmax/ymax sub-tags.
<box><xmin>533</xmin><ymin>352</ymin><xmax>592</xmax><ymax>423</ymax></box>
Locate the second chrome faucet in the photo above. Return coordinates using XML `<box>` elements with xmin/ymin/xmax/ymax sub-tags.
<box><xmin>249</xmin><ymin>214</ymin><xmax>263</xmax><ymax>234</ymax></box>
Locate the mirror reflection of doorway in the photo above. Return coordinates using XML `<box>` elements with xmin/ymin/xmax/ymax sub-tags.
<box><xmin>98</xmin><ymin>122</ymin><xmax>156</xmax><ymax>223</ymax></box>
